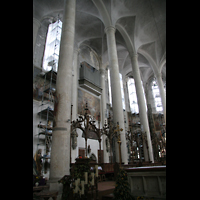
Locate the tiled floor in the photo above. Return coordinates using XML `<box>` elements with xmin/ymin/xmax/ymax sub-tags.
<box><xmin>98</xmin><ymin>181</ymin><xmax>115</xmax><ymax>200</ymax></box>
<box><xmin>33</xmin><ymin>181</ymin><xmax>116</xmax><ymax>200</ymax></box>
<box><xmin>98</xmin><ymin>181</ymin><xmax>115</xmax><ymax>191</ymax></box>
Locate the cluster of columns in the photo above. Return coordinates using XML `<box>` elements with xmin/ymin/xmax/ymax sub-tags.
<box><xmin>33</xmin><ymin>0</ymin><xmax>166</xmax><ymax>195</ymax></box>
<box><xmin>104</xmin><ymin>26</ymin><xmax>154</xmax><ymax>163</ymax></box>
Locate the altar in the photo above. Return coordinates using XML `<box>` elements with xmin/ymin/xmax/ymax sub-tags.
<box><xmin>125</xmin><ymin>166</ymin><xmax>166</xmax><ymax>200</ymax></box>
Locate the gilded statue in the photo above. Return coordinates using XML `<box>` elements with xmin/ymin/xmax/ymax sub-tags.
<box><xmin>34</xmin><ymin>149</ymin><xmax>42</xmax><ymax>176</ymax></box>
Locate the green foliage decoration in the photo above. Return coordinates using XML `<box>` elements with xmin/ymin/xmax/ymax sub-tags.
<box><xmin>113</xmin><ymin>168</ymin><xmax>134</xmax><ymax>200</ymax></box>
<box><xmin>72</xmin><ymin>158</ymin><xmax>91</xmax><ymax>180</ymax></box>
<box><xmin>58</xmin><ymin>175</ymin><xmax>72</xmax><ymax>200</ymax></box>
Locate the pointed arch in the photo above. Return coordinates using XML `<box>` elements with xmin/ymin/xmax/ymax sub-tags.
<box><xmin>138</xmin><ymin>48</ymin><xmax>159</xmax><ymax>77</ymax></box>
<box><xmin>115</xmin><ymin>23</ymin><xmax>135</xmax><ymax>55</ymax></box>
<box><xmin>92</xmin><ymin>0</ymin><xmax>112</xmax><ymax>28</ymax></box>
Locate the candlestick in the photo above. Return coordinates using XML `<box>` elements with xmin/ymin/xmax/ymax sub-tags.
<box><xmin>95</xmin><ymin>165</ymin><xmax>98</xmax><ymax>177</ymax></box>
<box><xmin>81</xmin><ymin>180</ymin><xmax>84</xmax><ymax>195</ymax></box>
<box><xmin>91</xmin><ymin>172</ymin><xmax>94</xmax><ymax>185</ymax></box>
<box><xmin>84</xmin><ymin>172</ymin><xmax>88</xmax><ymax>184</ymax></box>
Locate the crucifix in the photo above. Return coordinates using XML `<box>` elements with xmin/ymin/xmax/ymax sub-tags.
<box><xmin>114</xmin><ymin>122</ymin><xmax>123</xmax><ymax>168</ymax></box>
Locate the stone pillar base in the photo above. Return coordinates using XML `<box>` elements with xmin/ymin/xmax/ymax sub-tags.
<box><xmin>47</xmin><ymin>178</ymin><xmax>63</xmax><ymax>200</ymax></box>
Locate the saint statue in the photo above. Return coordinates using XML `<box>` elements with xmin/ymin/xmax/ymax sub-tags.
<box><xmin>34</xmin><ymin>149</ymin><xmax>42</xmax><ymax>176</ymax></box>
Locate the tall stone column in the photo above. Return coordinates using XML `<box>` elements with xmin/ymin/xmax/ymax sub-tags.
<box><xmin>130</xmin><ymin>54</ymin><xmax>154</xmax><ymax>163</ymax></box>
<box><xmin>122</xmin><ymin>76</ymin><xmax>130</xmax><ymax>130</ymax></box>
<box><xmin>105</xmin><ymin>26</ymin><xmax>128</xmax><ymax>164</ymax></box>
<box><xmin>49</xmin><ymin>0</ymin><xmax>76</xmax><ymax>191</ymax></box>
<box><xmin>72</xmin><ymin>49</ymin><xmax>79</xmax><ymax>122</ymax></box>
<box><xmin>33</xmin><ymin>18</ymin><xmax>41</xmax><ymax>72</ymax></box>
<box><xmin>155</xmin><ymin>72</ymin><xmax>166</xmax><ymax>125</ymax></box>
<box><xmin>147</xmin><ymin>79</ymin><xmax>156</xmax><ymax>112</ymax></box>
<box><xmin>123</xmin><ymin>77</ymin><xmax>131</xmax><ymax>113</ymax></box>
<box><xmin>71</xmin><ymin>48</ymin><xmax>79</xmax><ymax>163</ymax></box>
<box><xmin>100</xmin><ymin>67</ymin><xmax>109</xmax><ymax>163</ymax></box>
<box><xmin>33</xmin><ymin>18</ymin><xmax>41</xmax><ymax>55</ymax></box>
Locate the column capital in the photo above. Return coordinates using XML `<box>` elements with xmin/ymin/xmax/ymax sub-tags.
<box><xmin>121</xmin><ymin>74</ymin><xmax>128</xmax><ymax>86</ymax></box>
<box><xmin>99</xmin><ymin>68</ymin><xmax>106</xmax><ymax>76</ymax></box>
<box><xmin>104</xmin><ymin>25</ymin><xmax>116</xmax><ymax>34</ymax></box>
<box><xmin>155</xmin><ymin>72</ymin><xmax>162</xmax><ymax>78</ymax></box>
<box><xmin>123</xmin><ymin>77</ymin><xmax>129</xmax><ymax>86</ymax></box>
<box><xmin>101</xmin><ymin>61</ymin><xmax>109</xmax><ymax>70</ymax></box>
<box><xmin>74</xmin><ymin>48</ymin><xmax>80</xmax><ymax>54</ymax></box>
<box><xmin>131</xmin><ymin>53</ymin><xmax>138</xmax><ymax>59</ymax></box>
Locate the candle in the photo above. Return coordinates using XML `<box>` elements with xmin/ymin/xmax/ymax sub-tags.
<box><xmin>84</xmin><ymin>172</ymin><xmax>88</xmax><ymax>184</ymax></box>
<box><xmin>95</xmin><ymin>165</ymin><xmax>98</xmax><ymax>177</ymax></box>
<box><xmin>81</xmin><ymin>180</ymin><xmax>84</xmax><ymax>195</ymax></box>
<box><xmin>75</xmin><ymin>179</ymin><xmax>78</xmax><ymax>193</ymax></box>
<box><xmin>77</xmin><ymin>178</ymin><xmax>80</xmax><ymax>193</ymax></box>
<box><xmin>91</xmin><ymin>172</ymin><xmax>94</xmax><ymax>185</ymax></box>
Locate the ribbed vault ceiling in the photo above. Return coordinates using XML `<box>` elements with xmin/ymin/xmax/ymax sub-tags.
<box><xmin>33</xmin><ymin>0</ymin><xmax>166</xmax><ymax>83</ymax></box>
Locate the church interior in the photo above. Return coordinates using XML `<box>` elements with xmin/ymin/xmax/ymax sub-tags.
<box><xmin>33</xmin><ymin>0</ymin><xmax>166</xmax><ymax>199</ymax></box>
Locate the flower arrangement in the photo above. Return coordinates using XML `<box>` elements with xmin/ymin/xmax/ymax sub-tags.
<box><xmin>33</xmin><ymin>175</ymin><xmax>41</xmax><ymax>186</ymax></box>
<box><xmin>72</xmin><ymin>158</ymin><xmax>91</xmax><ymax>180</ymax></box>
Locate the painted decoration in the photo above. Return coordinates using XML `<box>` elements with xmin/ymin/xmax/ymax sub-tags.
<box><xmin>78</xmin><ymin>88</ymin><xmax>100</xmax><ymax>121</ymax></box>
